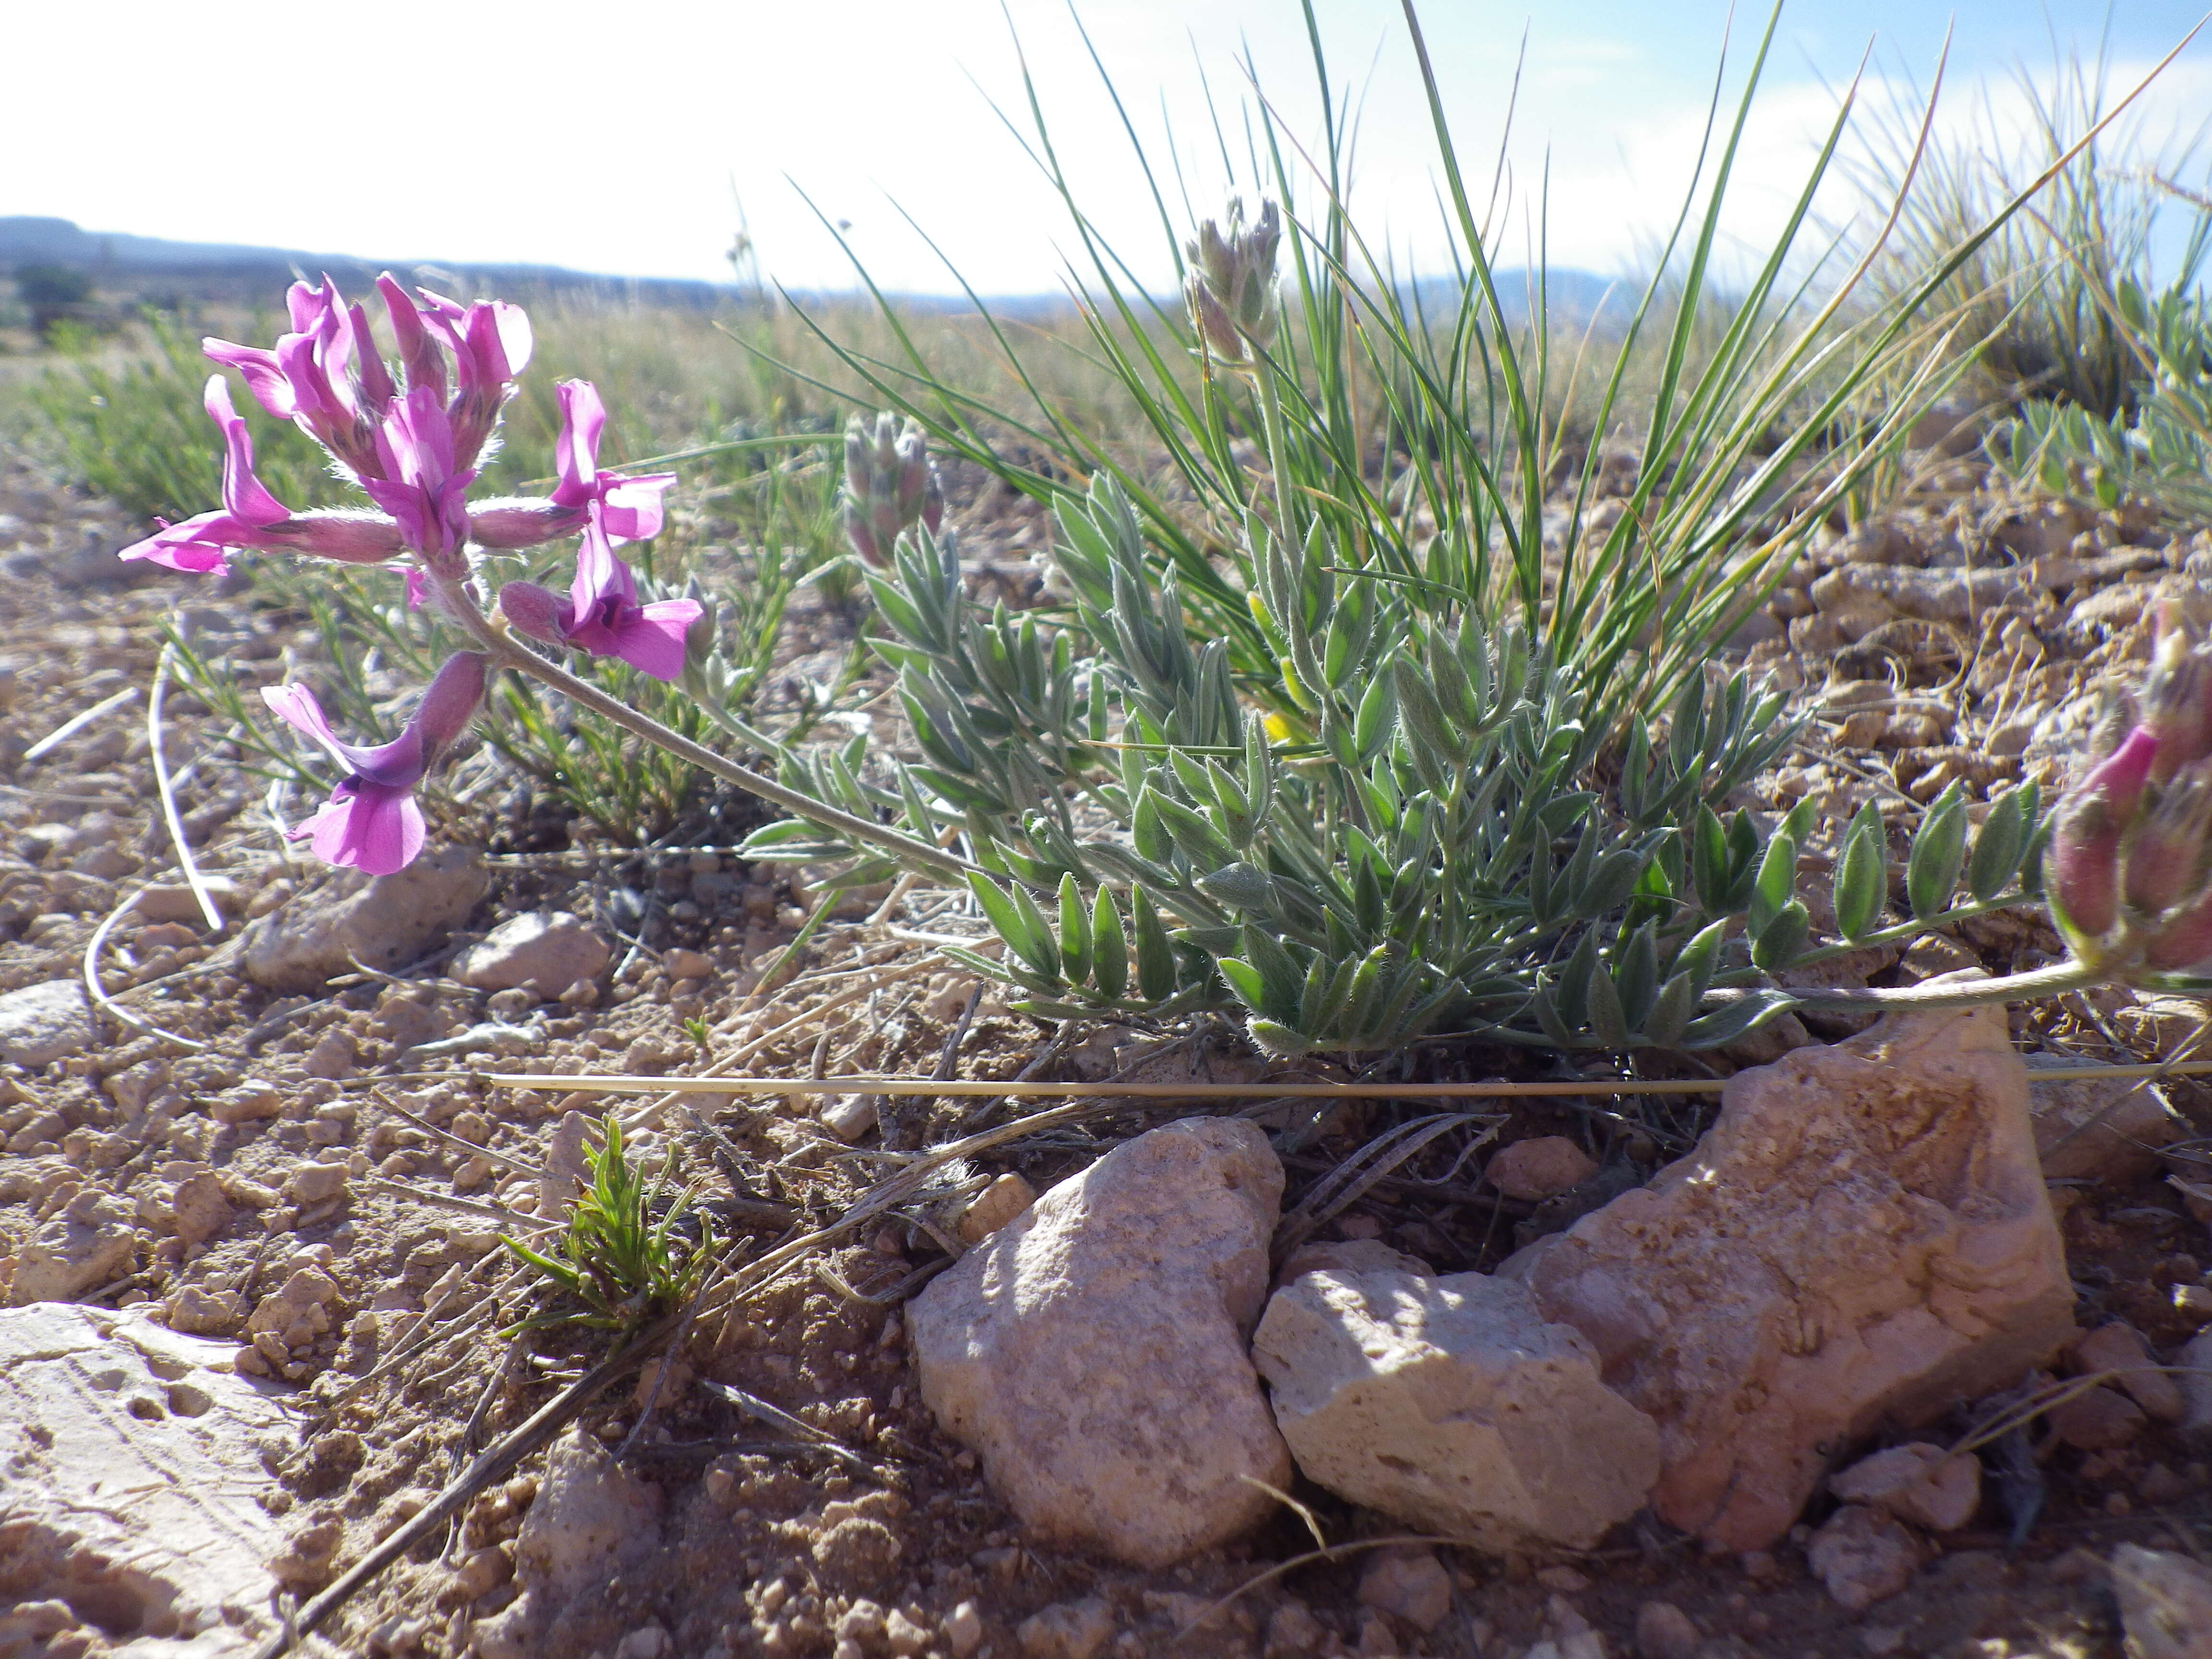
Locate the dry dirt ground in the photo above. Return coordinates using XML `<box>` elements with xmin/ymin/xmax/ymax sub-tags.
<box><xmin>2</xmin><ymin>439</ymin><xmax>2212</xmax><ymax>1659</ymax></box>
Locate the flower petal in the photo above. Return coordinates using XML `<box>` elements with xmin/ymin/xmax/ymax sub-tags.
<box><xmin>552</xmin><ymin>380</ymin><xmax>607</xmax><ymax>507</ymax></box>
<box><xmin>613</xmin><ymin>599</ymin><xmax>703</xmax><ymax>682</ymax></box>
<box><xmin>297</xmin><ymin>783</ymin><xmax>425</xmax><ymax>875</ymax></box>
<box><xmin>118</xmin><ymin>511</ymin><xmax>244</xmax><ymax>573</ymax></box>
<box><xmin>261</xmin><ymin>681</ymin><xmax>351</xmax><ymax>770</ymax></box>
<box><xmin>598</xmin><ymin>474</ymin><xmax>675</xmax><ymax>543</ymax></box>
<box><xmin>203</xmin><ymin>339</ymin><xmax>297</xmax><ymax>419</ymax></box>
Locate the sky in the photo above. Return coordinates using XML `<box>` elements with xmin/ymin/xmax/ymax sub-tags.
<box><xmin>4</xmin><ymin>1</ymin><xmax>2210</xmax><ymax>295</ymax></box>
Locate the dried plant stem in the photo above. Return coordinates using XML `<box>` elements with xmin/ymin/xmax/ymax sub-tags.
<box><xmin>1714</xmin><ymin>959</ymin><xmax>2103</xmax><ymax>1012</ymax></box>
<box><xmin>482</xmin><ymin>1044</ymin><xmax>2203</xmax><ymax>1103</ymax></box>
<box><xmin>146</xmin><ymin>643</ymin><xmax>225</xmax><ymax>930</ymax></box>
<box><xmin>81</xmin><ymin>888</ymin><xmax>207</xmax><ymax>1052</ymax></box>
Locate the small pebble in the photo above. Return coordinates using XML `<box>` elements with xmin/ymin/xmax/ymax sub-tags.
<box><xmin>1634</xmin><ymin>1600</ymin><xmax>1702</xmax><ymax>1659</ymax></box>
<box><xmin>2050</xmin><ymin>1384</ymin><xmax>2148</xmax><ymax>1451</ymax></box>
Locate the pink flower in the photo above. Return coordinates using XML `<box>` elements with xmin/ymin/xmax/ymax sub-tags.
<box><xmin>205</xmin><ymin>276</ymin><xmax>387</xmax><ymax>479</ymax></box>
<box><xmin>470</xmin><ymin>380</ymin><xmax>673</xmax><ymax>550</ymax></box>
<box><xmin>413</xmin><ymin>290</ymin><xmax>532</xmax><ymax>472</ymax></box>
<box><xmin>496</xmin><ymin>505</ymin><xmax>700</xmax><ymax>682</ymax></box>
<box><xmin>262</xmin><ymin>652</ymin><xmax>488</xmax><ymax>875</ymax></box>
<box><xmin>552</xmin><ymin>381</ymin><xmax>673</xmax><ymax>540</ymax></box>
<box><xmin>121</xmin><ymin>378</ymin><xmax>407</xmax><ymax>573</ymax></box>
<box><xmin>361</xmin><ymin>386</ymin><xmax>476</xmax><ymax>573</ymax></box>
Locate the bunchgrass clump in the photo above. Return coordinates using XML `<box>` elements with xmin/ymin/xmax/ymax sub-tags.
<box><xmin>502</xmin><ymin>1116</ymin><xmax>713</xmax><ymax>1334</ymax></box>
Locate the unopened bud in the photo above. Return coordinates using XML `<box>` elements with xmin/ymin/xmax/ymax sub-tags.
<box><xmin>841</xmin><ymin>413</ymin><xmax>940</xmax><ymax>567</ymax></box>
<box><xmin>270</xmin><ymin>511</ymin><xmax>410</xmax><ymax>564</ymax></box>
<box><xmin>2088</xmin><ymin>684</ymin><xmax>2140</xmax><ymax>764</ymax></box>
<box><xmin>2145</xmin><ymin>883</ymin><xmax>2212</xmax><ymax>972</ymax></box>
<box><xmin>683</xmin><ymin>577</ymin><xmax>718</xmax><ymax>675</ymax></box>
<box><xmin>416</xmin><ymin>652</ymin><xmax>489</xmax><ymax>754</ymax></box>
<box><xmin>2140</xmin><ymin>603</ymin><xmax>2212</xmax><ymax>780</ymax></box>
<box><xmin>2050</xmin><ymin>727</ymin><xmax>2157</xmax><ymax>941</ymax></box>
<box><xmin>497</xmin><ymin>581</ymin><xmax>567</xmax><ymax>646</ymax></box>
<box><xmin>2124</xmin><ymin>761</ymin><xmax>2212</xmax><ymax>917</ymax></box>
<box><xmin>1183</xmin><ymin>198</ymin><xmax>1282</xmax><ymax>368</ymax></box>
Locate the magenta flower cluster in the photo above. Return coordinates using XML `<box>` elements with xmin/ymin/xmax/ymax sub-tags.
<box><xmin>123</xmin><ymin>276</ymin><xmax>700</xmax><ymax>875</ymax></box>
<box><xmin>2050</xmin><ymin>604</ymin><xmax>2212</xmax><ymax>975</ymax></box>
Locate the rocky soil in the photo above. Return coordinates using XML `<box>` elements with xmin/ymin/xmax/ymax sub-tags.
<box><xmin>4</xmin><ymin>428</ymin><xmax>2212</xmax><ymax>1659</ymax></box>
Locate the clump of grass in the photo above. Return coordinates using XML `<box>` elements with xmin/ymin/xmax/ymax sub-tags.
<box><xmin>1853</xmin><ymin>30</ymin><xmax>2212</xmax><ymax>420</ymax></box>
<box><xmin>728</xmin><ymin>0</ymin><xmax>2134</xmax><ymax>1057</ymax></box>
<box><xmin>503</xmin><ymin>1116</ymin><xmax>713</xmax><ymax>1334</ymax></box>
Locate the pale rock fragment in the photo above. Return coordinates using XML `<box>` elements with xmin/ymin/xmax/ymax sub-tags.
<box><xmin>2070</xmin><ymin>1323</ymin><xmax>2187</xmax><ymax>1423</ymax></box>
<box><xmin>1806</xmin><ymin>1504</ymin><xmax>1920</xmax><ymax>1612</ymax></box>
<box><xmin>818</xmin><ymin>1094</ymin><xmax>880</xmax><ymax>1143</ymax></box>
<box><xmin>0</xmin><ymin>1303</ymin><xmax>290</xmax><ymax>1651</ymax></box>
<box><xmin>1828</xmin><ymin>1443</ymin><xmax>1981</xmax><ymax>1532</ymax></box>
<box><xmin>661</xmin><ymin>948</ymin><xmax>712</xmax><ymax>981</ymax></box>
<box><xmin>132</xmin><ymin>876</ymin><xmax>243</xmax><ymax>926</ymax></box>
<box><xmin>478</xmin><ymin>1427</ymin><xmax>662</xmax><ymax>1657</ymax></box>
<box><xmin>1485</xmin><ymin>1136</ymin><xmax>1599</xmax><ymax>1202</ymax></box>
<box><xmin>246</xmin><ymin>1267</ymin><xmax>343</xmax><ymax>1349</ymax></box>
<box><xmin>956</xmin><ymin>1172</ymin><xmax>1035</xmax><ymax>1243</ymax></box>
<box><xmin>166</xmin><ymin>1283</ymin><xmax>246</xmax><ymax>1337</ymax></box>
<box><xmin>302</xmin><ymin>1029</ymin><xmax>356</xmax><ymax>1079</ymax></box>
<box><xmin>243</xmin><ymin>844</ymin><xmax>487</xmax><ymax>991</ymax></box>
<box><xmin>1508</xmin><ymin>994</ymin><xmax>2073</xmax><ymax>1549</ymax></box>
<box><xmin>2180</xmin><ymin>1329</ymin><xmax>2212</xmax><ymax>1443</ymax></box>
<box><xmin>2022</xmin><ymin>1053</ymin><xmax>2183</xmax><ymax>1181</ymax></box>
<box><xmin>2110</xmin><ymin>1543</ymin><xmax>2212</xmax><ymax>1659</ymax></box>
<box><xmin>1016</xmin><ymin>1598</ymin><xmax>1115</xmax><ymax>1659</ymax></box>
<box><xmin>170</xmin><ymin>1170</ymin><xmax>234</xmax><ymax>1248</ymax></box>
<box><xmin>455</xmin><ymin>911</ymin><xmax>612</xmax><ymax>998</ymax></box>
<box><xmin>909</xmin><ymin>1117</ymin><xmax>1291</xmax><ymax>1567</ymax></box>
<box><xmin>286</xmin><ymin>1161</ymin><xmax>350</xmax><ymax>1209</ymax></box>
<box><xmin>7</xmin><ymin>1188</ymin><xmax>136</xmax><ymax>1304</ymax></box>
<box><xmin>1253</xmin><ymin>1265</ymin><xmax>1658</xmax><ymax>1551</ymax></box>
<box><xmin>541</xmin><ymin>1110</ymin><xmax>595</xmax><ymax>1220</ymax></box>
<box><xmin>0</xmin><ymin>978</ymin><xmax>92</xmax><ymax>1068</ymax></box>
<box><xmin>1633</xmin><ymin>1601</ymin><xmax>1703</xmax><ymax>1659</ymax></box>
<box><xmin>1357</xmin><ymin>1548</ymin><xmax>1453</xmax><ymax>1632</ymax></box>
<box><xmin>2049</xmin><ymin>1384</ymin><xmax>2146</xmax><ymax>1451</ymax></box>
<box><xmin>1275</xmin><ymin>1235</ymin><xmax>1432</xmax><ymax>1289</ymax></box>
<box><xmin>945</xmin><ymin>1601</ymin><xmax>985</xmax><ymax>1657</ymax></box>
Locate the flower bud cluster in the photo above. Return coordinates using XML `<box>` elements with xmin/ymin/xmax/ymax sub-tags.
<box><xmin>2051</xmin><ymin>604</ymin><xmax>2212</xmax><ymax>975</ymax></box>
<box><xmin>839</xmin><ymin>413</ymin><xmax>943</xmax><ymax>566</ymax></box>
<box><xmin>119</xmin><ymin>276</ymin><xmax>700</xmax><ymax>876</ymax></box>
<box><xmin>1184</xmin><ymin>198</ymin><xmax>1282</xmax><ymax>370</ymax></box>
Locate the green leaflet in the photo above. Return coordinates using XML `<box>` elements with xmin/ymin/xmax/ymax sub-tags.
<box><xmin>1907</xmin><ymin>781</ymin><xmax>1968</xmax><ymax>921</ymax></box>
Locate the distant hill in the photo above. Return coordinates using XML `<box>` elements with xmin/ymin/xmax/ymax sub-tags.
<box><xmin>0</xmin><ymin>216</ymin><xmax>748</xmax><ymax>311</ymax></box>
<box><xmin>0</xmin><ymin>215</ymin><xmax>1626</xmax><ymax>327</ymax></box>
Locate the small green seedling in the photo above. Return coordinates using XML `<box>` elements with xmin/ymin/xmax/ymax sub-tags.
<box><xmin>503</xmin><ymin>1114</ymin><xmax>713</xmax><ymax>1333</ymax></box>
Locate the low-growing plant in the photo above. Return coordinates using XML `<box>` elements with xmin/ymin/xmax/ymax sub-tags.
<box><xmin>1997</xmin><ymin>222</ymin><xmax>2212</xmax><ymax>520</ymax></box>
<box><xmin>744</xmin><ymin>477</ymin><xmax>2058</xmax><ymax>1053</ymax></box>
<box><xmin>502</xmin><ymin>1115</ymin><xmax>712</xmax><ymax>1333</ymax></box>
<box><xmin>1852</xmin><ymin>30</ymin><xmax>2212</xmax><ymax>421</ymax></box>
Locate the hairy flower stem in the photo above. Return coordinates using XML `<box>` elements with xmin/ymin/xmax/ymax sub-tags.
<box><xmin>431</xmin><ymin>577</ymin><xmax>995</xmax><ymax>885</ymax></box>
<box><xmin>1707</xmin><ymin>958</ymin><xmax>2103</xmax><ymax>1014</ymax></box>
